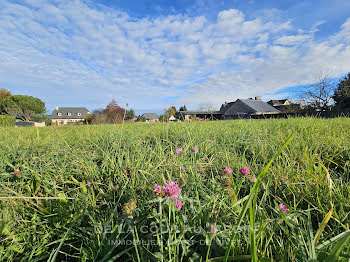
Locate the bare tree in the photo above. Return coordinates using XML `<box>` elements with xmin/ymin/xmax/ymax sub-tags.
<box><xmin>197</xmin><ymin>103</ymin><xmax>216</xmax><ymax>112</ymax></box>
<box><xmin>299</xmin><ymin>67</ymin><xmax>335</xmax><ymax>111</ymax></box>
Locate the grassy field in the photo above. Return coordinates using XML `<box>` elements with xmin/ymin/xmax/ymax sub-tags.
<box><xmin>0</xmin><ymin>118</ymin><xmax>350</xmax><ymax>261</ymax></box>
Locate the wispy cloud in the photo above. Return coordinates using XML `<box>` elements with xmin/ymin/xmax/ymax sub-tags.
<box><xmin>0</xmin><ymin>0</ymin><xmax>349</xmax><ymax>112</ymax></box>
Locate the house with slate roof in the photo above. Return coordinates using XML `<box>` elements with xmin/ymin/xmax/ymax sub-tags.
<box><xmin>222</xmin><ymin>98</ymin><xmax>280</xmax><ymax>119</ymax></box>
<box><xmin>142</xmin><ymin>113</ymin><xmax>159</xmax><ymax>122</ymax></box>
<box><xmin>180</xmin><ymin>97</ymin><xmax>280</xmax><ymax>120</ymax></box>
<box><xmin>51</xmin><ymin>106</ymin><xmax>89</xmax><ymax>125</ymax></box>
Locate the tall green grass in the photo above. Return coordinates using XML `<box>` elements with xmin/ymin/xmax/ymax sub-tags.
<box><xmin>0</xmin><ymin>118</ymin><xmax>349</xmax><ymax>261</ymax></box>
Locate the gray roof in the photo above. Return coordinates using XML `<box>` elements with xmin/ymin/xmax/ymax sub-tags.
<box><xmin>180</xmin><ymin>111</ymin><xmax>222</xmax><ymax>115</ymax></box>
<box><xmin>238</xmin><ymin>99</ymin><xmax>280</xmax><ymax>113</ymax></box>
<box><xmin>52</xmin><ymin>107</ymin><xmax>89</xmax><ymax>119</ymax></box>
<box><xmin>142</xmin><ymin>113</ymin><xmax>159</xmax><ymax>120</ymax></box>
<box><xmin>220</xmin><ymin>102</ymin><xmax>235</xmax><ymax>113</ymax></box>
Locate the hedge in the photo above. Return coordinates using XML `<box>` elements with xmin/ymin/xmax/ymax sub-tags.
<box><xmin>0</xmin><ymin>115</ymin><xmax>15</xmax><ymax>127</ymax></box>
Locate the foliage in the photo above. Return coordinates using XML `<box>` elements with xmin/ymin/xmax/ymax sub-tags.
<box><xmin>0</xmin><ymin>88</ymin><xmax>12</xmax><ymax>104</ymax></box>
<box><xmin>176</xmin><ymin>105</ymin><xmax>188</xmax><ymax>120</ymax></box>
<box><xmin>179</xmin><ymin>105</ymin><xmax>187</xmax><ymax>112</ymax></box>
<box><xmin>84</xmin><ymin>113</ymin><xmax>94</xmax><ymax>124</ymax></box>
<box><xmin>333</xmin><ymin>73</ymin><xmax>350</xmax><ymax>110</ymax></box>
<box><xmin>165</xmin><ymin>106</ymin><xmax>177</xmax><ymax>116</ymax></box>
<box><xmin>104</xmin><ymin>100</ymin><xmax>126</xmax><ymax>123</ymax></box>
<box><xmin>125</xmin><ymin>108</ymin><xmax>135</xmax><ymax>120</ymax></box>
<box><xmin>31</xmin><ymin>114</ymin><xmax>52</xmax><ymax>126</ymax></box>
<box><xmin>136</xmin><ymin>116</ymin><xmax>146</xmax><ymax>122</ymax></box>
<box><xmin>159</xmin><ymin>114</ymin><xmax>168</xmax><ymax>122</ymax></box>
<box><xmin>0</xmin><ymin>95</ymin><xmax>46</xmax><ymax>121</ymax></box>
<box><xmin>0</xmin><ymin>118</ymin><xmax>350</xmax><ymax>261</ymax></box>
<box><xmin>0</xmin><ymin>115</ymin><xmax>15</xmax><ymax>126</ymax></box>
<box><xmin>89</xmin><ymin>100</ymin><xmax>126</xmax><ymax>124</ymax></box>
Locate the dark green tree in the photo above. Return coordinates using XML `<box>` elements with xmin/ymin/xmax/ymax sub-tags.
<box><xmin>179</xmin><ymin>105</ymin><xmax>187</xmax><ymax>112</ymax></box>
<box><xmin>176</xmin><ymin>105</ymin><xmax>187</xmax><ymax>120</ymax></box>
<box><xmin>333</xmin><ymin>73</ymin><xmax>350</xmax><ymax>110</ymax></box>
<box><xmin>126</xmin><ymin>108</ymin><xmax>135</xmax><ymax>120</ymax></box>
<box><xmin>0</xmin><ymin>95</ymin><xmax>46</xmax><ymax>121</ymax></box>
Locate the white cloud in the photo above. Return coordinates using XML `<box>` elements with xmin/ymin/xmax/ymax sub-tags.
<box><xmin>0</xmin><ymin>0</ymin><xmax>349</xmax><ymax>111</ymax></box>
<box><xmin>274</xmin><ymin>34</ymin><xmax>312</xmax><ymax>45</ymax></box>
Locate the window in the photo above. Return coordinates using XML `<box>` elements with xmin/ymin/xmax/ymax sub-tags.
<box><xmin>57</xmin><ymin>113</ymin><xmax>62</xmax><ymax>116</ymax></box>
<box><xmin>67</xmin><ymin>113</ymin><xmax>72</xmax><ymax>116</ymax></box>
<box><xmin>77</xmin><ymin>113</ymin><xmax>81</xmax><ymax>116</ymax></box>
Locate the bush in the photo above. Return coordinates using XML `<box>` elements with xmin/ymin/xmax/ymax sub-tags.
<box><xmin>0</xmin><ymin>115</ymin><xmax>15</xmax><ymax>126</ymax></box>
<box><xmin>159</xmin><ymin>114</ymin><xmax>168</xmax><ymax>122</ymax></box>
<box><xmin>137</xmin><ymin>116</ymin><xmax>146</xmax><ymax>122</ymax></box>
<box><xmin>31</xmin><ymin>114</ymin><xmax>52</xmax><ymax>126</ymax></box>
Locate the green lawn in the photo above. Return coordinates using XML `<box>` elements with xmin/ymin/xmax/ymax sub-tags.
<box><xmin>0</xmin><ymin>118</ymin><xmax>350</xmax><ymax>261</ymax></box>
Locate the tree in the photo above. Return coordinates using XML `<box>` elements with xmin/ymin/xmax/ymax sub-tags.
<box><xmin>299</xmin><ymin>68</ymin><xmax>335</xmax><ymax>111</ymax></box>
<box><xmin>176</xmin><ymin>105</ymin><xmax>188</xmax><ymax>120</ymax></box>
<box><xmin>90</xmin><ymin>109</ymin><xmax>106</xmax><ymax>125</ymax></box>
<box><xmin>137</xmin><ymin>116</ymin><xmax>146</xmax><ymax>122</ymax></box>
<box><xmin>178</xmin><ymin>105</ymin><xmax>187</xmax><ymax>112</ymax></box>
<box><xmin>104</xmin><ymin>100</ymin><xmax>126</xmax><ymax>124</ymax></box>
<box><xmin>197</xmin><ymin>103</ymin><xmax>216</xmax><ymax>112</ymax></box>
<box><xmin>0</xmin><ymin>95</ymin><xmax>46</xmax><ymax>121</ymax></box>
<box><xmin>165</xmin><ymin>106</ymin><xmax>177</xmax><ymax>116</ymax></box>
<box><xmin>0</xmin><ymin>88</ymin><xmax>11</xmax><ymax>104</ymax></box>
<box><xmin>333</xmin><ymin>73</ymin><xmax>350</xmax><ymax>110</ymax></box>
<box><xmin>159</xmin><ymin>114</ymin><xmax>168</xmax><ymax>122</ymax></box>
<box><xmin>126</xmin><ymin>108</ymin><xmax>135</xmax><ymax>120</ymax></box>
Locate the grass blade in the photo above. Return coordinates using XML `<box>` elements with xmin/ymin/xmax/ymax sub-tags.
<box><xmin>223</xmin><ymin>133</ymin><xmax>294</xmax><ymax>262</ymax></box>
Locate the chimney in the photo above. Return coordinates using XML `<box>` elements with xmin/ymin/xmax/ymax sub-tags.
<box><xmin>255</xmin><ymin>96</ymin><xmax>262</xmax><ymax>101</ymax></box>
<box><xmin>56</xmin><ymin>106</ymin><xmax>59</xmax><ymax>111</ymax></box>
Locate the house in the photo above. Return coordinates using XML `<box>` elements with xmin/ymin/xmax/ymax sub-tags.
<box><xmin>222</xmin><ymin>97</ymin><xmax>280</xmax><ymax>119</ymax></box>
<box><xmin>142</xmin><ymin>113</ymin><xmax>159</xmax><ymax>122</ymax></box>
<box><xmin>267</xmin><ymin>99</ymin><xmax>291</xmax><ymax>107</ymax></box>
<box><xmin>267</xmin><ymin>99</ymin><xmax>303</xmax><ymax>112</ymax></box>
<box><xmin>180</xmin><ymin>97</ymin><xmax>280</xmax><ymax>121</ymax></box>
<box><xmin>169</xmin><ymin>115</ymin><xmax>177</xmax><ymax>121</ymax></box>
<box><xmin>51</xmin><ymin>106</ymin><xmax>89</xmax><ymax>125</ymax></box>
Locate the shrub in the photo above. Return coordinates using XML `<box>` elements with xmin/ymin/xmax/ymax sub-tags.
<box><xmin>0</xmin><ymin>115</ymin><xmax>15</xmax><ymax>126</ymax></box>
<box><xmin>137</xmin><ymin>116</ymin><xmax>146</xmax><ymax>122</ymax></box>
<box><xmin>159</xmin><ymin>114</ymin><xmax>168</xmax><ymax>122</ymax></box>
<box><xmin>31</xmin><ymin>114</ymin><xmax>52</xmax><ymax>126</ymax></box>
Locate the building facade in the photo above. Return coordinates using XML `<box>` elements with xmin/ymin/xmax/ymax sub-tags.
<box><xmin>51</xmin><ymin>107</ymin><xmax>89</xmax><ymax>125</ymax></box>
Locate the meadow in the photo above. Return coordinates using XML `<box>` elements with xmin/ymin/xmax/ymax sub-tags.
<box><xmin>0</xmin><ymin>118</ymin><xmax>350</xmax><ymax>261</ymax></box>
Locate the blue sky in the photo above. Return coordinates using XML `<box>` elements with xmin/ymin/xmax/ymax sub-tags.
<box><xmin>0</xmin><ymin>0</ymin><xmax>350</xmax><ymax>115</ymax></box>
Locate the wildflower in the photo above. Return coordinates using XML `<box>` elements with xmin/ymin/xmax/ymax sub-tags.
<box><xmin>191</xmin><ymin>146</ymin><xmax>199</xmax><ymax>153</ymax></box>
<box><xmin>60</xmin><ymin>148</ymin><xmax>67</xmax><ymax>153</ymax></box>
<box><xmin>249</xmin><ymin>175</ymin><xmax>257</xmax><ymax>183</ymax></box>
<box><xmin>163</xmin><ymin>181</ymin><xmax>180</xmax><ymax>199</ymax></box>
<box><xmin>240</xmin><ymin>167</ymin><xmax>250</xmax><ymax>176</ymax></box>
<box><xmin>223</xmin><ymin>167</ymin><xmax>233</xmax><ymax>175</ymax></box>
<box><xmin>12</xmin><ymin>169</ymin><xmax>21</xmax><ymax>178</ymax></box>
<box><xmin>173</xmin><ymin>199</ymin><xmax>183</xmax><ymax>210</ymax></box>
<box><xmin>175</xmin><ymin>147</ymin><xmax>183</xmax><ymax>154</ymax></box>
<box><xmin>278</xmin><ymin>203</ymin><xmax>289</xmax><ymax>213</ymax></box>
<box><xmin>210</xmin><ymin>224</ymin><xmax>217</xmax><ymax>235</ymax></box>
<box><xmin>123</xmin><ymin>198</ymin><xmax>137</xmax><ymax>217</ymax></box>
<box><xmin>154</xmin><ymin>184</ymin><xmax>163</xmax><ymax>196</ymax></box>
